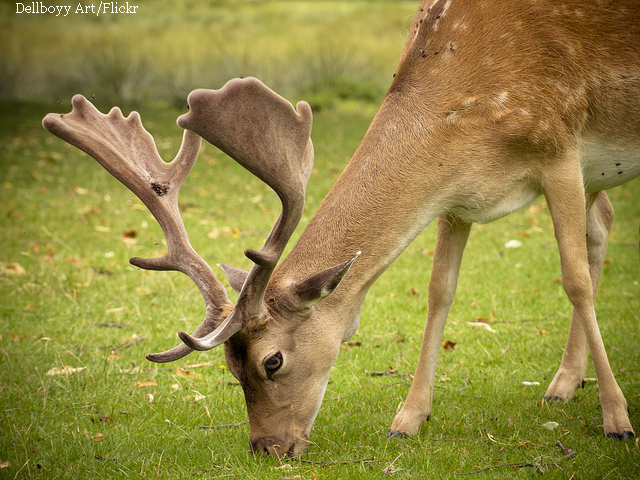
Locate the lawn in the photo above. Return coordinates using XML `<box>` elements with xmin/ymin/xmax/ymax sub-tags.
<box><xmin>1</xmin><ymin>1</ymin><xmax>639</xmax><ymax>479</ymax></box>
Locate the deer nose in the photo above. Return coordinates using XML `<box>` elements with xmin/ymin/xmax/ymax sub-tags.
<box><xmin>250</xmin><ymin>437</ymin><xmax>303</xmax><ymax>458</ymax></box>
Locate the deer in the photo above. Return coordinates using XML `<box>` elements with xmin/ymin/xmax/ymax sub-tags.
<box><xmin>42</xmin><ymin>0</ymin><xmax>638</xmax><ymax>458</ymax></box>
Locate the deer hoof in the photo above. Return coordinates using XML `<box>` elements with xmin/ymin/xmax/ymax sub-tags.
<box><xmin>544</xmin><ymin>395</ymin><xmax>565</xmax><ymax>403</ymax></box>
<box><xmin>386</xmin><ymin>430</ymin><xmax>409</xmax><ymax>439</ymax></box>
<box><xmin>607</xmin><ymin>431</ymin><xmax>635</xmax><ymax>441</ymax></box>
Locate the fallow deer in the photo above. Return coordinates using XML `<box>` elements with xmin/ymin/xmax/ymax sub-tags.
<box><xmin>43</xmin><ymin>0</ymin><xmax>638</xmax><ymax>457</ymax></box>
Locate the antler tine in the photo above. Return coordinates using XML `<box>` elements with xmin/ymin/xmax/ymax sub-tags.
<box><xmin>176</xmin><ymin>77</ymin><xmax>314</xmax><ymax>352</ymax></box>
<box><xmin>42</xmin><ymin>96</ymin><xmax>236</xmax><ymax>363</ymax></box>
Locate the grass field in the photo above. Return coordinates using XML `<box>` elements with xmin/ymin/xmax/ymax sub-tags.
<box><xmin>1</xmin><ymin>1</ymin><xmax>639</xmax><ymax>479</ymax></box>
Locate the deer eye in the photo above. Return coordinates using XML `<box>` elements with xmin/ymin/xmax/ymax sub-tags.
<box><xmin>264</xmin><ymin>352</ymin><xmax>283</xmax><ymax>378</ymax></box>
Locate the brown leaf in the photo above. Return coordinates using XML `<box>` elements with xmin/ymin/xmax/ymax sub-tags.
<box><xmin>174</xmin><ymin>366</ymin><xmax>201</xmax><ymax>379</ymax></box>
<box><xmin>0</xmin><ymin>461</ymin><xmax>10</xmax><ymax>469</ymax></box>
<box><xmin>407</xmin><ymin>287</ymin><xmax>421</xmax><ymax>297</ymax></box>
<box><xmin>1</xmin><ymin>263</ymin><xmax>26</xmax><ymax>275</ymax></box>
<box><xmin>133</xmin><ymin>380</ymin><xmax>157</xmax><ymax>388</ymax></box>
<box><xmin>443</xmin><ymin>340</ymin><xmax>457</xmax><ymax>351</ymax></box>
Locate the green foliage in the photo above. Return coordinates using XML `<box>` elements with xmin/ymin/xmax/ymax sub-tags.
<box><xmin>2</xmin><ymin>1</ymin><xmax>640</xmax><ymax>479</ymax></box>
<box><xmin>0</xmin><ymin>0</ymin><xmax>412</xmax><ymax>109</ymax></box>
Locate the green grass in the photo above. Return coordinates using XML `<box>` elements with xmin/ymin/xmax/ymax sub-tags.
<box><xmin>2</xmin><ymin>1</ymin><xmax>640</xmax><ymax>479</ymax></box>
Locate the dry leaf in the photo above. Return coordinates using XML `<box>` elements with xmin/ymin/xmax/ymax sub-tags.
<box><xmin>542</xmin><ymin>421</ymin><xmax>559</xmax><ymax>430</ymax></box>
<box><xmin>191</xmin><ymin>390</ymin><xmax>207</xmax><ymax>401</ymax></box>
<box><xmin>539</xmin><ymin>329</ymin><xmax>549</xmax><ymax>335</ymax></box>
<box><xmin>91</xmin><ymin>432</ymin><xmax>105</xmax><ymax>441</ymax></box>
<box><xmin>407</xmin><ymin>287</ymin><xmax>421</xmax><ymax>297</ymax></box>
<box><xmin>443</xmin><ymin>340</ymin><xmax>457</xmax><ymax>351</ymax></box>
<box><xmin>505</xmin><ymin>239</ymin><xmax>522</xmax><ymax>248</ymax></box>
<box><xmin>1</xmin><ymin>263</ymin><xmax>26</xmax><ymax>275</ymax></box>
<box><xmin>465</xmin><ymin>322</ymin><xmax>496</xmax><ymax>333</ymax></box>
<box><xmin>46</xmin><ymin>366</ymin><xmax>86</xmax><ymax>376</ymax></box>
<box><xmin>174</xmin><ymin>366</ymin><xmax>201</xmax><ymax>379</ymax></box>
<box><xmin>134</xmin><ymin>380</ymin><xmax>158</xmax><ymax>388</ymax></box>
<box><xmin>146</xmin><ymin>393</ymin><xmax>154</xmax><ymax>403</ymax></box>
<box><xmin>94</xmin><ymin>225</ymin><xmax>110</xmax><ymax>232</ymax></box>
<box><xmin>0</xmin><ymin>461</ymin><xmax>10</xmax><ymax>469</ymax></box>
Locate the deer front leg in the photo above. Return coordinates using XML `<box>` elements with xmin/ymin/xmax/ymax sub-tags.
<box><xmin>545</xmin><ymin>191</ymin><xmax>614</xmax><ymax>402</ymax></box>
<box><xmin>542</xmin><ymin>157</ymin><xmax>634</xmax><ymax>439</ymax></box>
<box><xmin>388</xmin><ymin>215</ymin><xmax>471</xmax><ymax>438</ymax></box>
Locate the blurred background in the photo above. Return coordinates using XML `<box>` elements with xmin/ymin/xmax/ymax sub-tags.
<box><xmin>1</xmin><ymin>0</ymin><xmax>417</xmax><ymax>111</ymax></box>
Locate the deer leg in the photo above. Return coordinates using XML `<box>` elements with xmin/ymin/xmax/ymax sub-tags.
<box><xmin>388</xmin><ymin>214</ymin><xmax>471</xmax><ymax>438</ymax></box>
<box><xmin>545</xmin><ymin>191</ymin><xmax>614</xmax><ymax>402</ymax></box>
<box><xmin>542</xmin><ymin>159</ymin><xmax>634</xmax><ymax>439</ymax></box>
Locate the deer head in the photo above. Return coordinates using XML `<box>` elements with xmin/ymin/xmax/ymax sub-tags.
<box><xmin>43</xmin><ymin>77</ymin><xmax>359</xmax><ymax>457</ymax></box>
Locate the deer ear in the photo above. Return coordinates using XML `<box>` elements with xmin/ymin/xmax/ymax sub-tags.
<box><xmin>218</xmin><ymin>264</ymin><xmax>249</xmax><ymax>294</ymax></box>
<box><xmin>291</xmin><ymin>252</ymin><xmax>360</xmax><ymax>309</ymax></box>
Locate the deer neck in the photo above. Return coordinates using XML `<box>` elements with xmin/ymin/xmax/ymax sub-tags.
<box><xmin>270</xmin><ymin>96</ymin><xmax>451</xmax><ymax>337</ymax></box>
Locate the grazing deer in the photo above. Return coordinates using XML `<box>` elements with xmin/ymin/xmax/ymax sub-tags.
<box><xmin>43</xmin><ymin>0</ymin><xmax>637</xmax><ymax>457</ymax></box>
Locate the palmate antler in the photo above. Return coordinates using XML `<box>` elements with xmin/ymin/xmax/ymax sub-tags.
<box><xmin>42</xmin><ymin>77</ymin><xmax>314</xmax><ymax>361</ymax></box>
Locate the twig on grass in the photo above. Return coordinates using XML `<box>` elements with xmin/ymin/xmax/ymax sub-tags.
<box><xmin>199</xmin><ymin>420</ymin><xmax>249</xmax><ymax>429</ymax></box>
<box><xmin>299</xmin><ymin>456</ymin><xmax>375</xmax><ymax>467</ymax></box>
<box><xmin>98</xmin><ymin>336</ymin><xmax>145</xmax><ymax>350</ymax></box>
<box><xmin>455</xmin><ymin>441</ymin><xmax>577</xmax><ymax>475</ymax></box>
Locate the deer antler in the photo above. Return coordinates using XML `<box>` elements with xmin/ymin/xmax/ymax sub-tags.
<box><xmin>176</xmin><ymin>77</ymin><xmax>314</xmax><ymax>351</ymax></box>
<box><xmin>42</xmin><ymin>96</ymin><xmax>234</xmax><ymax>363</ymax></box>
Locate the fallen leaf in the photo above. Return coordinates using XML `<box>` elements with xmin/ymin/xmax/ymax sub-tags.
<box><xmin>542</xmin><ymin>421</ymin><xmax>559</xmax><ymax>430</ymax></box>
<box><xmin>146</xmin><ymin>393</ymin><xmax>154</xmax><ymax>403</ymax></box>
<box><xmin>174</xmin><ymin>366</ymin><xmax>201</xmax><ymax>379</ymax></box>
<box><xmin>46</xmin><ymin>366</ymin><xmax>86</xmax><ymax>376</ymax></box>
<box><xmin>134</xmin><ymin>380</ymin><xmax>158</xmax><ymax>388</ymax></box>
<box><xmin>407</xmin><ymin>287</ymin><xmax>421</xmax><ymax>297</ymax></box>
<box><xmin>91</xmin><ymin>432</ymin><xmax>105</xmax><ymax>441</ymax></box>
<box><xmin>539</xmin><ymin>329</ymin><xmax>549</xmax><ymax>335</ymax></box>
<box><xmin>1</xmin><ymin>263</ymin><xmax>26</xmax><ymax>275</ymax></box>
<box><xmin>191</xmin><ymin>390</ymin><xmax>207</xmax><ymax>401</ymax></box>
<box><xmin>529</xmin><ymin>204</ymin><xmax>546</xmax><ymax>214</ymax></box>
<box><xmin>443</xmin><ymin>340</ymin><xmax>457</xmax><ymax>351</ymax></box>
<box><xmin>465</xmin><ymin>322</ymin><xmax>496</xmax><ymax>333</ymax></box>
<box><xmin>0</xmin><ymin>461</ymin><xmax>10</xmax><ymax>469</ymax></box>
<box><xmin>505</xmin><ymin>239</ymin><xmax>522</xmax><ymax>248</ymax></box>
<box><xmin>94</xmin><ymin>225</ymin><xmax>110</xmax><ymax>233</ymax></box>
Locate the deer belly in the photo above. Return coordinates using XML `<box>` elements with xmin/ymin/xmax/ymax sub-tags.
<box><xmin>580</xmin><ymin>137</ymin><xmax>640</xmax><ymax>193</ymax></box>
<box><xmin>451</xmin><ymin>183</ymin><xmax>542</xmax><ymax>225</ymax></box>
